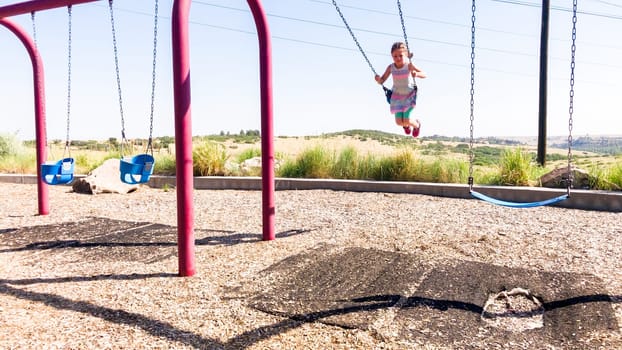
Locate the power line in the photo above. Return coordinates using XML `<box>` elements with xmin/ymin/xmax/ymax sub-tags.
<box><xmin>491</xmin><ymin>0</ymin><xmax>622</xmax><ymax>20</ymax></box>
<box><xmin>41</xmin><ymin>2</ymin><xmax>622</xmax><ymax>79</ymax></box>
<box><xmin>195</xmin><ymin>0</ymin><xmax>622</xmax><ymax>53</ymax></box>
<box><xmin>191</xmin><ymin>1</ymin><xmax>622</xmax><ymax>69</ymax></box>
<box><xmin>309</xmin><ymin>0</ymin><xmax>622</xmax><ymax>47</ymax></box>
<box><xmin>589</xmin><ymin>0</ymin><xmax>622</xmax><ymax>9</ymax></box>
<box><xmin>193</xmin><ymin>1</ymin><xmax>468</xmax><ymax>48</ymax></box>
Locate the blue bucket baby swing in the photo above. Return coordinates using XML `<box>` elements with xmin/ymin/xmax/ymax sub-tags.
<box><xmin>108</xmin><ymin>0</ymin><xmax>159</xmax><ymax>184</ymax></box>
<box><xmin>39</xmin><ymin>6</ymin><xmax>75</xmax><ymax>185</ymax></box>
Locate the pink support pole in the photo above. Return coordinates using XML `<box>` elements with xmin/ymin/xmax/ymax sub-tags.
<box><xmin>0</xmin><ymin>0</ymin><xmax>104</xmax><ymax>217</ymax></box>
<box><xmin>247</xmin><ymin>0</ymin><xmax>275</xmax><ymax>241</ymax></box>
<box><xmin>172</xmin><ymin>0</ymin><xmax>195</xmax><ymax>277</ymax></box>
<box><xmin>0</xmin><ymin>18</ymin><xmax>49</xmax><ymax>215</ymax></box>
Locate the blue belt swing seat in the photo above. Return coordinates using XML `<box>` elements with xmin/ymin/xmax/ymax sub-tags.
<box><xmin>108</xmin><ymin>0</ymin><xmax>159</xmax><ymax>185</ymax></box>
<box><xmin>469</xmin><ymin>189</ymin><xmax>569</xmax><ymax>209</ymax></box>
<box><xmin>38</xmin><ymin>7</ymin><xmax>75</xmax><ymax>186</ymax></box>
<box><xmin>466</xmin><ymin>0</ymin><xmax>577</xmax><ymax>208</ymax></box>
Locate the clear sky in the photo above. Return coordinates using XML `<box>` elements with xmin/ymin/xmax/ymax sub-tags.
<box><xmin>1</xmin><ymin>0</ymin><xmax>621</xmax><ymax>142</ymax></box>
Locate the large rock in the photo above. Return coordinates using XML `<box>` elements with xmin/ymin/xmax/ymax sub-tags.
<box><xmin>239</xmin><ymin>156</ymin><xmax>282</xmax><ymax>175</ymax></box>
<box><xmin>72</xmin><ymin>159</ymin><xmax>140</xmax><ymax>194</ymax></box>
<box><xmin>538</xmin><ymin>166</ymin><xmax>620</xmax><ymax>190</ymax></box>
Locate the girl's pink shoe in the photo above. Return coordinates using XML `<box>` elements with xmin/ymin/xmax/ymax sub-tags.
<box><xmin>412</xmin><ymin>120</ymin><xmax>421</xmax><ymax>138</ymax></box>
<box><xmin>403</xmin><ymin>126</ymin><xmax>411</xmax><ymax>135</ymax></box>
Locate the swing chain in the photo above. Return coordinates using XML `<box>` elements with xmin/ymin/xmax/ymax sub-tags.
<box><xmin>64</xmin><ymin>5</ymin><xmax>73</xmax><ymax>158</ymax></box>
<box><xmin>147</xmin><ymin>0</ymin><xmax>159</xmax><ymax>155</ymax></box>
<box><xmin>396</xmin><ymin>0</ymin><xmax>410</xmax><ymax>54</ymax></box>
<box><xmin>566</xmin><ymin>0</ymin><xmax>577</xmax><ymax>194</ymax></box>
<box><xmin>108</xmin><ymin>0</ymin><xmax>127</xmax><ymax>157</ymax></box>
<box><xmin>30</xmin><ymin>12</ymin><xmax>38</xmax><ymax>47</ymax></box>
<box><xmin>331</xmin><ymin>0</ymin><xmax>378</xmax><ymax>76</ymax></box>
<box><xmin>468</xmin><ymin>0</ymin><xmax>476</xmax><ymax>189</ymax></box>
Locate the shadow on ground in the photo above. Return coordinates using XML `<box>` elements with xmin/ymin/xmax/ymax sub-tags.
<box><xmin>0</xmin><ymin>217</ymin><xmax>308</xmax><ymax>264</ymax></box>
<box><xmin>247</xmin><ymin>246</ymin><xmax>621</xmax><ymax>349</ymax></box>
<box><xmin>1</xmin><ymin>218</ymin><xmax>620</xmax><ymax>348</ymax></box>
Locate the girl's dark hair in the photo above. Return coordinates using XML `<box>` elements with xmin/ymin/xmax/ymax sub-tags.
<box><xmin>391</xmin><ymin>42</ymin><xmax>413</xmax><ymax>58</ymax></box>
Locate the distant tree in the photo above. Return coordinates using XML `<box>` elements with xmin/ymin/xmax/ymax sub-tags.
<box><xmin>158</xmin><ymin>136</ymin><xmax>175</xmax><ymax>148</ymax></box>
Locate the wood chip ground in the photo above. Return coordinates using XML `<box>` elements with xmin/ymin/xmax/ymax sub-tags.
<box><xmin>0</xmin><ymin>183</ymin><xmax>620</xmax><ymax>349</ymax></box>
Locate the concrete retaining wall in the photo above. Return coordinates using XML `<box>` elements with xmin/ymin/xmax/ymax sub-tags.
<box><xmin>3</xmin><ymin>174</ymin><xmax>621</xmax><ymax>212</ymax></box>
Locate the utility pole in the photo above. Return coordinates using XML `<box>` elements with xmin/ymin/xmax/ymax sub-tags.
<box><xmin>537</xmin><ymin>0</ymin><xmax>550</xmax><ymax>166</ymax></box>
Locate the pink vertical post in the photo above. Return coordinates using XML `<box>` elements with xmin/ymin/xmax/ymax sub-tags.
<box><xmin>247</xmin><ymin>0</ymin><xmax>275</xmax><ymax>241</ymax></box>
<box><xmin>0</xmin><ymin>18</ymin><xmax>49</xmax><ymax>215</ymax></box>
<box><xmin>172</xmin><ymin>0</ymin><xmax>195</xmax><ymax>276</ymax></box>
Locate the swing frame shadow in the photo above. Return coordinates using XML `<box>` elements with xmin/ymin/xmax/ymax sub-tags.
<box><xmin>0</xmin><ymin>269</ymin><xmax>619</xmax><ymax>348</ymax></box>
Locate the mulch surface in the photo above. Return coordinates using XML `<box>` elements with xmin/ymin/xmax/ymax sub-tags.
<box><xmin>3</xmin><ymin>218</ymin><xmax>618</xmax><ymax>348</ymax></box>
<box><xmin>249</xmin><ymin>246</ymin><xmax>618</xmax><ymax>348</ymax></box>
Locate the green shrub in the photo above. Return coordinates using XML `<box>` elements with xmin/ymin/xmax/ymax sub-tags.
<box><xmin>276</xmin><ymin>159</ymin><xmax>298</xmax><ymax>178</ymax></box>
<box><xmin>154</xmin><ymin>154</ymin><xmax>177</xmax><ymax>176</ymax></box>
<box><xmin>427</xmin><ymin>158</ymin><xmax>469</xmax><ymax>183</ymax></box>
<box><xmin>0</xmin><ymin>133</ymin><xmax>24</xmax><ymax>158</ymax></box>
<box><xmin>193</xmin><ymin>141</ymin><xmax>228</xmax><ymax>176</ymax></box>
<box><xmin>331</xmin><ymin>146</ymin><xmax>359</xmax><ymax>179</ymax></box>
<box><xmin>74</xmin><ymin>153</ymin><xmax>96</xmax><ymax>174</ymax></box>
<box><xmin>373</xmin><ymin>150</ymin><xmax>418</xmax><ymax>181</ymax></box>
<box><xmin>584</xmin><ymin>165</ymin><xmax>611</xmax><ymax>190</ymax></box>
<box><xmin>497</xmin><ymin>147</ymin><xmax>533</xmax><ymax>186</ymax></box>
<box><xmin>609</xmin><ymin>162</ymin><xmax>622</xmax><ymax>188</ymax></box>
<box><xmin>0</xmin><ymin>153</ymin><xmax>36</xmax><ymax>173</ymax></box>
<box><xmin>472</xmin><ymin>167</ymin><xmax>500</xmax><ymax>186</ymax></box>
<box><xmin>283</xmin><ymin>146</ymin><xmax>333</xmax><ymax>178</ymax></box>
<box><xmin>355</xmin><ymin>154</ymin><xmax>379</xmax><ymax>180</ymax></box>
<box><xmin>237</xmin><ymin>148</ymin><xmax>261</xmax><ymax>163</ymax></box>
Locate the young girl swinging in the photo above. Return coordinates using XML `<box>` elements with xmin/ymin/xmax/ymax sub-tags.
<box><xmin>375</xmin><ymin>42</ymin><xmax>426</xmax><ymax>137</ymax></box>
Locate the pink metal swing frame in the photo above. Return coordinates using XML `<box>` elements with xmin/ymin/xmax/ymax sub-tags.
<box><xmin>0</xmin><ymin>0</ymin><xmax>276</xmax><ymax>277</ymax></box>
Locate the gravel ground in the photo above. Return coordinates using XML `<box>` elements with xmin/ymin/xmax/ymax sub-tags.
<box><xmin>0</xmin><ymin>182</ymin><xmax>620</xmax><ymax>349</ymax></box>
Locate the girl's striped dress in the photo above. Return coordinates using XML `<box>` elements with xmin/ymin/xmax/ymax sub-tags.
<box><xmin>389</xmin><ymin>63</ymin><xmax>418</xmax><ymax>114</ymax></box>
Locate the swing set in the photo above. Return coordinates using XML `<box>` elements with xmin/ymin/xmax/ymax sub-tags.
<box><xmin>37</xmin><ymin>7</ymin><xmax>75</xmax><ymax>185</ymax></box>
<box><xmin>467</xmin><ymin>0</ymin><xmax>577</xmax><ymax>208</ymax></box>
<box><xmin>37</xmin><ymin>0</ymin><xmax>159</xmax><ymax>186</ymax></box>
<box><xmin>333</xmin><ymin>0</ymin><xmax>578</xmax><ymax>208</ymax></box>
<box><xmin>108</xmin><ymin>0</ymin><xmax>159</xmax><ymax>185</ymax></box>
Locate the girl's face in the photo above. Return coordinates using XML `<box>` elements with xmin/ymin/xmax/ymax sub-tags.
<box><xmin>391</xmin><ymin>48</ymin><xmax>407</xmax><ymax>66</ymax></box>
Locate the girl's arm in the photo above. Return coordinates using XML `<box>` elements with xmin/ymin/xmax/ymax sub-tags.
<box><xmin>375</xmin><ymin>65</ymin><xmax>392</xmax><ymax>84</ymax></box>
<box><xmin>409</xmin><ymin>62</ymin><xmax>426</xmax><ymax>78</ymax></box>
